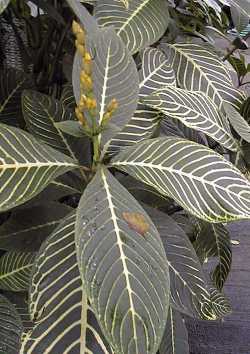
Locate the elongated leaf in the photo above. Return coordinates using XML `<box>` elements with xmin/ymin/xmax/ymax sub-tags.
<box><xmin>0</xmin><ymin>295</ymin><xmax>23</xmax><ymax>354</ymax></box>
<box><xmin>0</xmin><ymin>252</ymin><xmax>35</xmax><ymax>291</ymax></box>
<box><xmin>103</xmin><ymin>104</ymin><xmax>161</xmax><ymax>156</ymax></box>
<box><xmin>228</xmin><ymin>0</ymin><xmax>250</xmax><ymax>19</ymax></box>
<box><xmin>0</xmin><ymin>202</ymin><xmax>72</xmax><ymax>252</ymax></box>
<box><xmin>60</xmin><ymin>84</ymin><xmax>75</xmax><ymax>112</ymax></box>
<box><xmin>95</xmin><ymin>0</ymin><xmax>169</xmax><ymax>54</ymax></box>
<box><xmin>22</xmin><ymin>90</ymin><xmax>85</xmax><ymax>162</ymax></box>
<box><xmin>76</xmin><ymin>167</ymin><xmax>170</xmax><ymax>354</ymax></box>
<box><xmin>144</xmin><ymin>87</ymin><xmax>238</xmax><ymax>151</ymax></box>
<box><xmin>23</xmin><ymin>212</ymin><xmax>110</xmax><ymax>354</ymax></box>
<box><xmin>161</xmin><ymin>43</ymin><xmax>245</xmax><ymax>110</ymax></box>
<box><xmin>111</xmin><ymin>137</ymin><xmax>250</xmax><ymax>222</ymax></box>
<box><xmin>159</xmin><ymin>307</ymin><xmax>189</xmax><ymax>354</ymax></box>
<box><xmin>194</xmin><ymin>222</ymin><xmax>232</xmax><ymax>290</ymax></box>
<box><xmin>0</xmin><ymin>69</ymin><xmax>32</xmax><ymax>127</ymax></box>
<box><xmin>0</xmin><ymin>124</ymin><xmax>78</xmax><ymax>211</ymax></box>
<box><xmin>0</xmin><ymin>0</ymin><xmax>10</xmax><ymax>14</ymax></box>
<box><xmin>145</xmin><ymin>206</ymin><xmax>217</xmax><ymax>319</ymax></box>
<box><xmin>139</xmin><ymin>48</ymin><xmax>176</xmax><ymax>97</ymax></box>
<box><xmin>224</xmin><ymin>102</ymin><xmax>250</xmax><ymax>143</ymax></box>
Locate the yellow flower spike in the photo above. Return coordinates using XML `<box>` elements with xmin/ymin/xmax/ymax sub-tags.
<box><xmin>85</xmin><ymin>97</ymin><xmax>97</xmax><ymax>110</ymax></box>
<box><xmin>76</xmin><ymin>31</ymin><xmax>85</xmax><ymax>45</ymax></box>
<box><xmin>78</xmin><ymin>95</ymin><xmax>86</xmax><ymax>110</ymax></box>
<box><xmin>75</xmin><ymin>107</ymin><xmax>86</xmax><ymax>125</ymax></box>
<box><xmin>80</xmin><ymin>74</ymin><xmax>93</xmax><ymax>92</ymax></box>
<box><xmin>102</xmin><ymin>111</ymin><xmax>112</xmax><ymax>125</ymax></box>
<box><xmin>76</xmin><ymin>43</ymin><xmax>85</xmax><ymax>56</ymax></box>
<box><xmin>72</xmin><ymin>20</ymin><xmax>80</xmax><ymax>35</ymax></box>
<box><xmin>82</xmin><ymin>54</ymin><xmax>92</xmax><ymax>75</ymax></box>
<box><xmin>107</xmin><ymin>98</ymin><xmax>118</xmax><ymax>113</ymax></box>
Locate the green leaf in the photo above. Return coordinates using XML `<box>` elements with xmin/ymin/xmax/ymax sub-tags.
<box><xmin>144</xmin><ymin>87</ymin><xmax>238</xmax><ymax>151</ymax></box>
<box><xmin>0</xmin><ymin>69</ymin><xmax>32</xmax><ymax>127</ymax></box>
<box><xmin>0</xmin><ymin>252</ymin><xmax>35</xmax><ymax>292</ymax></box>
<box><xmin>139</xmin><ymin>48</ymin><xmax>176</xmax><ymax>97</ymax></box>
<box><xmin>0</xmin><ymin>124</ymin><xmax>78</xmax><ymax>211</ymax></box>
<box><xmin>54</xmin><ymin>121</ymin><xmax>86</xmax><ymax>137</ymax></box>
<box><xmin>75</xmin><ymin>167</ymin><xmax>170</xmax><ymax>354</ymax></box>
<box><xmin>0</xmin><ymin>0</ymin><xmax>10</xmax><ymax>14</ymax></box>
<box><xmin>161</xmin><ymin>43</ymin><xmax>245</xmax><ymax>110</ymax></box>
<box><xmin>145</xmin><ymin>206</ymin><xmax>218</xmax><ymax>319</ymax></box>
<box><xmin>23</xmin><ymin>212</ymin><xmax>111</xmax><ymax>353</ymax></box>
<box><xmin>95</xmin><ymin>0</ymin><xmax>169</xmax><ymax>54</ymax></box>
<box><xmin>228</xmin><ymin>0</ymin><xmax>250</xmax><ymax>19</ymax></box>
<box><xmin>0</xmin><ymin>294</ymin><xmax>23</xmax><ymax>354</ymax></box>
<box><xmin>159</xmin><ymin>307</ymin><xmax>189</xmax><ymax>354</ymax></box>
<box><xmin>228</xmin><ymin>55</ymin><xmax>247</xmax><ymax>78</ymax></box>
<box><xmin>224</xmin><ymin>102</ymin><xmax>250</xmax><ymax>143</ymax></box>
<box><xmin>0</xmin><ymin>202</ymin><xmax>72</xmax><ymax>252</ymax></box>
<box><xmin>60</xmin><ymin>84</ymin><xmax>76</xmax><ymax>112</ymax></box>
<box><xmin>73</xmin><ymin>27</ymin><xmax>139</xmax><ymax>145</ymax></box>
<box><xmin>194</xmin><ymin>222</ymin><xmax>232</xmax><ymax>290</ymax></box>
<box><xmin>103</xmin><ymin>103</ymin><xmax>161</xmax><ymax>156</ymax></box>
<box><xmin>111</xmin><ymin>137</ymin><xmax>250</xmax><ymax>222</ymax></box>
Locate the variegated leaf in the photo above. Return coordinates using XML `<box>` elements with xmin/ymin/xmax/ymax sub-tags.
<box><xmin>143</xmin><ymin>87</ymin><xmax>238</xmax><ymax>151</ymax></box>
<box><xmin>0</xmin><ymin>252</ymin><xmax>35</xmax><ymax>291</ymax></box>
<box><xmin>75</xmin><ymin>167</ymin><xmax>170</xmax><ymax>354</ymax></box>
<box><xmin>0</xmin><ymin>69</ymin><xmax>32</xmax><ymax>127</ymax></box>
<box><xmin>139</xmin><ymin>48</ymin><xmax>176</xmax><ymax>98</ymax></box>
<box><xmin>103</xmin><ymin>103</ymin><xmax>161</xmax><ymax>156</ymax></box>
<box><xmin>24</xmin><ymin>212</ymin><xmax>111</xmax><ymax>354</ymax></box>
<box><xmin>194</xmin><ymin>222</ymin><xmax>232</xmax><ymax>290</ymax></box>
<box><xmin>111</xmin><ymin>137</ymin><xmax>250</xmax><ymax>222</ymax></box>
<box><xmin>228</xmin><ymin>0</ymin><xmax>250</xmax><ymax>20</ymax></box>
<box><xmin>0</xmin><ymin>124</ymin><xmax>78</xmax><ymax>211</ymax></box>
<box><xmin>0</xmin><ymin>295</ymin><xmax>23</xmax><ymax>354</ymax></box>
<box><xmin>224</xmin><ymin>102</ymin><xmax>250</xmax><ymax>143</ymax></box>
<box><xmin>95</xmin><ymin>0</ymin><xmax>170</xmax><ymax>54</ymax></box>
<box><xmin>159</xmin><ymin>307</ymin><xmax>189</xmax><ymax>354</ymax></box>
<box><xmin>0</xmin><ymin>202</ymin><xmax>72</xmax><ymax>252</ymax></box>
<box><xmin>22</xmin><ymin>90</ymin><xmax>83</xmax><ymax>160</ymax></box>
<box><xmin>161</xmin><ymin>43</ymin><xmax>245</xmax><ymax>110</ymax></box>
<box><xmin>145</xmin><ymin>206</ymin><xmax>220</xmax><ymax>319</ymax></box>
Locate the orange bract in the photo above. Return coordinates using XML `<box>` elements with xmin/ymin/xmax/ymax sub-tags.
<box><xmin>122</xmin><ymin>212</ymin><xmax>150</xmax><ymax>237</ymax></box>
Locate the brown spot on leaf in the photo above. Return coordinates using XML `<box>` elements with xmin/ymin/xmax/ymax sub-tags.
<box><xmin>122</xmin><ymin>212</ymin><xmax>150</xmax><ymax>237</ymax></box>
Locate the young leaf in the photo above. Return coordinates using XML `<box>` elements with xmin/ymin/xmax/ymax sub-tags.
<box><xmin>95</xmin><ymin>0</ymin><xmax>170</xmax><ymax>54</ymax></box>
<box><xmin>0</xmin><ymin>294</ymin><xmax>23</xmax><ymax>354</ymax></box>
<box><xmin>194</xmin><ymin>222</ymin><xmax>232</xmax><ymax>291</ymax></box>
<box><xmin>224</xmin><ymin>102</ymin><xmax>250</xmax><ymax>143</ymax></box>
<box><xmin>0</xmin><ymin>252</ymin><xmax>35</xmax><ymax>291</ymax></box>
<box><xmin>54</xmin><ymin>121</ymin><xmax>86</xmax><ymax>138</ymax></box>
<box><xmin>143</xmin><ymin>87</ymin><xmax>238</xmax><ymax>151</ymax></box>
<box><xmin>111</xmin><ymin>137</ymin><xmax>250</xmax><ymax>222</ymax></box>
<box><xmin>159</xmin><ymin>307</ymin><xmax>189</xmax><ymax>354</ymax></box>
<box><xmin>0</xmin><ymin>202</ymin><xmax>72</xmax><ymax>252</ymax></box>
<box><xmin>23</xmin><ymin>212</ymin><xmax>111</xmax><ymax>354</ymax></box>
<box><xmin>139</xmin><ymin>48</ymin><xmax>176</xmax><ymax>98</ymax></box>
<box><xmin>0</xmin><ymin>124</ymin><xmax>78</xmax><ymax>211</ymax></box>
<box><xmin>161</xmin><ymin>43</ymin><xmax>245</xmax><ymax>110</ymax></box>
<box><xmin>75</xmin><ymin>167</ymin><xmax>170</xmax><ymax>354</ymax></box>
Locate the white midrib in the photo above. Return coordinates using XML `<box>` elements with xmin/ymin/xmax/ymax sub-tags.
<box><xmin>117</xmin><ymin>0</ymin><xmax>151</xmax><ymax>34</ymax></box>
<box><xmin>101</xmin><ymin>169</ymin><xmax>138</xmax><ymax>353</ymax></box>
<box><xmin>0</xmin><ymin>162</ymin><xmax>76</xmax><ymax>169</ymax></box>
<box><xmin>80</xmin><ymin>288</ymin><xmax>88</xmax><ymax>353</ymax></box>
<box><xmin>0</xmin><ymin>263</ymin><xmax>32</xmax><ymax>280</ymax></box>
<box><xmin>99</xmin><ymin>45</ymin><xmax>111</xmax><ymax>126</ymax></box>
<box><xmin>113</xmin><ymin>161</ymin><xmax>250</xmax><ymax>203</ymax></box>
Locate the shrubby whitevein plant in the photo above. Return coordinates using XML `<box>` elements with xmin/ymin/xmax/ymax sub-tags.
<box><xmin>1</xmin><ymin>0</ymin><xmax>250</xmax><ymax>353</ymax></box>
